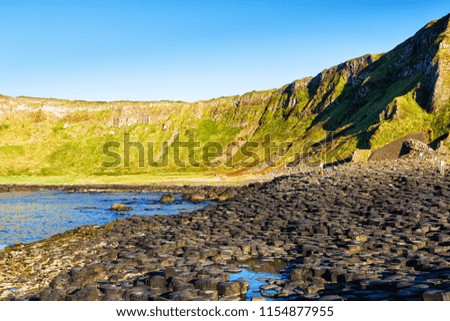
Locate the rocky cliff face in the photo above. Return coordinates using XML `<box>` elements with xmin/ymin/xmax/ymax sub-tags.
<box><xmin>0</xmin><ymin>14</ymin><xmax>449</xmax><ymax>176</ymax></box>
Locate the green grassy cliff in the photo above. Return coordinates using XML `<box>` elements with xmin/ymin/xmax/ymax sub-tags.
<box><xmin>0</xmin><ymin>14</ymin><xmax>449</xmax><ymax>181</ymax></box>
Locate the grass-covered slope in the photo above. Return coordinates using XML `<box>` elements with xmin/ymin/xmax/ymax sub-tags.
<box><xmin>0</xmin><ymin>14</ymin><xmax>449</xmax><ymax>181</ymax></box>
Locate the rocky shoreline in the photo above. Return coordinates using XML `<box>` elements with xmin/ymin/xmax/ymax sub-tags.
<box><xmin>0</xmin><ymin>159</ymin><xmax>449</xmax><ymax>301</ymax></box>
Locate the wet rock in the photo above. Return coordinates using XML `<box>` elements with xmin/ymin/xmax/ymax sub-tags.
<box><xmin>109</xmin><ymin>203</ymin><xmax>132</xmax><ymax>211</ymax></box>
<box><xmin>38</xmin><ymin>288</ymin><xmax>67</xmax><ymax>301</ymax></box>
<box><xmin>167</xmin><ymin>289</ymin><xmax>199</xmax><ymax>301</ymax></box>
<box><xmin>217</xmin><ymin>282</ymin><xmax>242</xmax><ymax>297</ymax></box>
<box><xmin>236</xmin><ymin>279</ymin><xmax>249</xmax><ymax>293</ymax></box>
<box><xmin>423</xmin><ymin>290</ymin><xmax>450</xmax><ymax>301</ymax></box>
<box><xmin>219</xmin><ymin>294</ymin><xmax>242</xmax><ymax>301</ymax></box>
<box><xmin>364</xmin><ymin>292</ymin><xmax>392</xmax><ymax>300</ymax></box>
<box><xmin>163</xmin><ymin>267</ymin><xmax>178</xmax><ymax>279</ymax></box>
<box><xmin>318</xmin><ymin>295</ymin><xmax>344</xmax><ymax>301</ymax></box>
<box><xmin>98</xmin><ymin>283</ymin><xmax>124</xmax><ymax>297</ymax></box>
<box><xmin>66</xmin><ymin>286</ymin><xmax>101</xmax><ymax>301</ymax></box>
<box><xmin>194</xmin><ymin>278</ymin><xmax>221</xmax><ymax>291</ymax></box>
<box><xmin>199</xmin><ymin>290</ymin><xmax>219</xmax><ymax>300</ymax></box>
<box><xmin>189</xmin><ymin>193</ymin><xmax>206</xmax><ymax>203</ymax></box>
<box><xmin>145</xmin><ymin>275</ymin><xmax>166</xmax><ymax>289</ymax></box>
<box><xmin>171</xmin><ymin>281</ymin><xmax>195</xmax><ymax>292</ymax></box>
<box><xmin>124</xmin><ymin>286</ymin><xmax>153</xmax><ymax>301</ymax></box>
<box><xmin>290</xmin><ymin>268</ymin><xmax>305</xmax><ymax>281</ymax></box>
<box><xmin>160</xmin><ymin>194</ymin><xmax>175</xmax><ymax>204</ymax></box>
<box><xmin>261</xmin><ymin>288</ymin><xmax>279</xmax><ymax>298</ymax></box>
<box><xmin>355</xmin><ymin>235</ymin><xmax>369</xmax><ymax>242</ymax></box>
<box><xmin>302</xmin><ymin>293</ymin><xmax>320</xmax><ymax>300</ymax></box>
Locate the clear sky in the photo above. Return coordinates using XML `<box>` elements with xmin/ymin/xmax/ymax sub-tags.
<box><xmin>0</xmin><ymin>0</ymin><xmax>448</xmax><ymax>102</ymax></box>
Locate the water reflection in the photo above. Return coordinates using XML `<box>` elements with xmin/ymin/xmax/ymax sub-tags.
<box><xmin>229</xmin><ymin>259</ymin><xmax>287</xmax><ymax>301</ymax></box>
<box><xmin>0</xmin><ymin>190</ymin><xmax>210</xmax><ymax>250</ymax></box>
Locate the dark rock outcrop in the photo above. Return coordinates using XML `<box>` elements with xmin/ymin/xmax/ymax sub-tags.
<box><xmin>1</xmin><ymin>159</ymin><xmax>449</xmax><ymax>301</ymax></box>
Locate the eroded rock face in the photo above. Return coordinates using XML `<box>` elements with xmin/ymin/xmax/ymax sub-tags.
<box><xmin>402</xmin><ymin>139</ymin><xmax>430</xmax><ymax>153</ymax></box>
<box><xmin>369</xmin><ymin>133</ymin><xmax>430</xmax><ymax>161</ymax></box>
<box><xmin>1</xmin><ymin>159</ymin><xmax>449</xmax><ymax>301</ymax></box>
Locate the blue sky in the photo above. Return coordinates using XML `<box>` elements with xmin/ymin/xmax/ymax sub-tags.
<box><xmin>0</xmin><ymin>0</ymin><xmax>448</xmax><ymax>102</ymax></box>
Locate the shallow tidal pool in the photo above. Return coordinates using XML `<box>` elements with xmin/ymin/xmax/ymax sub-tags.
<box><xmin>230</xmin><ymin>259</ymin><xmax>287</xmax><ymax>301</ymax></box>
<box><xmin>0</xmin><ymin>190</ymin><xmax>210</xmax><ymax>250</ymax></box>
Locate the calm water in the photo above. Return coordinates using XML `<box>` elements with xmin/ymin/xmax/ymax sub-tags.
<box><xmin>0</xmin><ymin>190</ymin><xmax>210</xmax><ymax>250</ymax></box>
<box><xmin>230</xmin><ymin>259</ymin><xmax>287</xmax><ymax>301</ymax></box>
